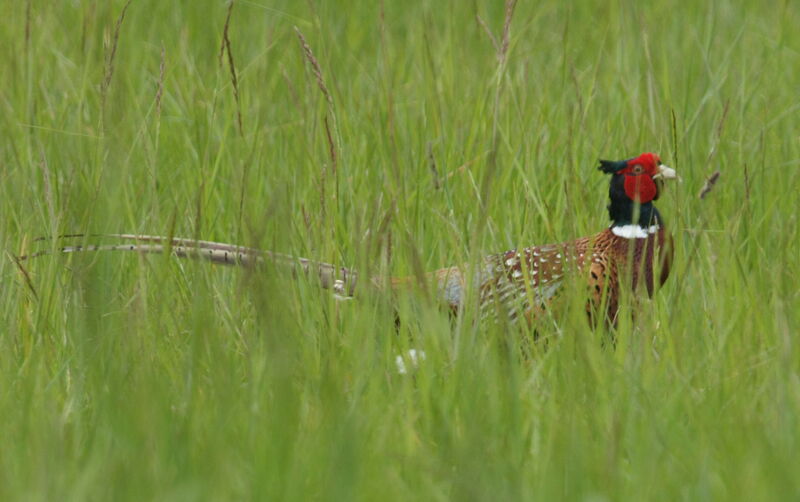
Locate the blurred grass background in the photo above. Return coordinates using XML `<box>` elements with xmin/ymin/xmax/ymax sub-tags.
<box><xmin>1</xmin><ymin>0</ymin><xmax>799</xmax><ymax>499</ymax></box>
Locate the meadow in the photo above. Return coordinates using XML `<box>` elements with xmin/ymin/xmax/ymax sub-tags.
<box><xmin>1</xmin><ymin>0</ymin><xmax>799</xmax><ymax>499</ymax></box>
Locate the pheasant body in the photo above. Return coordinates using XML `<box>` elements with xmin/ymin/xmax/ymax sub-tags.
<box><xmin>425</xmin><ymin>224</ymin><xmax>672</xmax><ymax>325</ymax></box>
<box><xmin>18</xmin><ymin>152</ymin><xmax>677</xmax><ymax>327</ymax></box>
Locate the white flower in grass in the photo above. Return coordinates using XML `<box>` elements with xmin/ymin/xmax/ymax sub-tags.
<box><xmin>395</xmin><ymin>349</ymin><xmax>426</xmax><ymax>375</ymax></box>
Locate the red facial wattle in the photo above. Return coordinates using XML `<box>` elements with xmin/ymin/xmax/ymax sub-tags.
<box><xmin>619</xmin><ymin>152</ymin><xmax>662</xmax><ymax>203</ymax></box>
<box><xmin>623</xmin><ymin>174</ymin><xmax>658</xmax><ymax>203</ymax></box>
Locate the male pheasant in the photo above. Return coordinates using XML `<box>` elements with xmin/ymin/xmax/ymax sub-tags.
<box><xmin>18</xmin><ymin>152</ymin><xmax>677</xmax><ymax>326</ymax></box>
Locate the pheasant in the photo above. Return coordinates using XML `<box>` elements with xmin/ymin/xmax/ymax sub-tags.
<box><xmin>17</xmin><ymin>152</ymin><xmax>677</xmax><ymax>326</ymax></box>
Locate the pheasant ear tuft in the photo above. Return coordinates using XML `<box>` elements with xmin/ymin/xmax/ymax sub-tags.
<box><xmin>598</xmin><ymin>159</ymin><xmax>628</xmax><ymax>174</ymax></box>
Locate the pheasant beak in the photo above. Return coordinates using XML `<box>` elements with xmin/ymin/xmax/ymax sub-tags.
<box><xmin>653</xmin><ymin>164</ymin><xmax>678</xmax><ymax>181</ymax></box>
<box><xmin>652</xmin><ymin>164</ymin><xmax>678</xmax><ymax>200</ymax></box>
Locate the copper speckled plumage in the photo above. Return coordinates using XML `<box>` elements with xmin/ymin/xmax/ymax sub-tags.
<box><xmin>17</xmin><ymin>153</ymin><xmax>677</xmax><ymax>326</ymax></box>
<box><xmin>421</xmin><ymin>225</ymin><xmax>672</xmax><ymax>325</ymax></box>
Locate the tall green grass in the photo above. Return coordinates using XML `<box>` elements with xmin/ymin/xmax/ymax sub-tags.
<box><xmin>1</xmin><ymin>0</ymin><xmax>798</xmax><ymax>499</ymax></box>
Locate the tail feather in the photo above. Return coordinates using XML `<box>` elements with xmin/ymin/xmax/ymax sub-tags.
<box><xmin>18</xmin><ymin>234</ymin><xmax>359</xmax><ymax>297</ymax></box>
<box><xmin>20</xmin><ymin>233</ymin><xmax>469</xmax><ymax>308</ymax></box>
<box><xmin>35</xmin><ymin>233</ymin><xmax>264</xmax><ymax>255</ymax></box>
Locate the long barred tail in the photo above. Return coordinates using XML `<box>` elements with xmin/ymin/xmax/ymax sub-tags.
<box><xmin>17</xmin><ymin>234</ymin><xmax>359</xmax><ymax>298</ymax></box>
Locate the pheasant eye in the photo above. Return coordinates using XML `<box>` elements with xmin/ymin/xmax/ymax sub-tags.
<box><xmin>632</xmin><ymin>165</ymin><xmax>644</xmax><ymax>174</ymax></box>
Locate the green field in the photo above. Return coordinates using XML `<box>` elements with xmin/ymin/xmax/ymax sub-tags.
<box><xmin>2</xmin><ymin>0</ymin><xmax>799</xmax><ymax>499</ymax></box>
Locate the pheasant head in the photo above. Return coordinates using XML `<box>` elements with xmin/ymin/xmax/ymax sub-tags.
<box><xmin>598</xmin><ymin>152</ymin><xmax>678</xmax><ymax>238</ymax></box>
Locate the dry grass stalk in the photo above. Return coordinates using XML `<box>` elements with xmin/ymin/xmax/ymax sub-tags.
<box><xmin>670</xmin><ymin>108</ymin><xmax>679</xmax><ymax>169</ymax></box>
<box><xmin>378</xmin><ymin>0</ymin><xmax>387</xmax><ymax>43</ymax></box>
<box><xmin>40</xmin><ymin>151</ymin><xmax>57</xmax><ymax>230</ymax></box>
<box><xmin>445</xmin><ymin>152</ymin><xmax>485</xmax><ymax>181</ymax></box>
<box><xmin>294</xmin><ymin>25</ymin><xmax>339</xmax><ymax>218</ymax></box>
<box><xmin>569</xmin><ymin>62</ymin><xmax>583</xmax><ymax>116</ymax></box>
<box><xmin>318</xmin><ymin>166</ymin><xmax>327</xmax><ymax>219</ymax></box>
<box><xmin>744</xmin><ymin>163</ymin><xmax>750</xmax><ymax>203</ymax></box>
<box><xmin>25</xmin><ymin>0</ymin><xmax>32</xmax><ymax>52</ymax></box>
<box><xmin>716</xmin><ymin>100</ymin><xmax>731</xmax><ymax>140</ymax></box>
<box><xmin>155</xmin><ymin>44</ymin><xmax>166</xmax><ymax>118</ymax></box>
<box><xmin>220</xmin><ymin>2</ymin><xmax>243</xmax><ymax>136</ymax></box>
<box><xmin>301</xmin><ymin>204</ymin><xmax>312</xmax><ymax>235</ymax></box>
<box><xmin>294</xmin><ymin>26</ymin><xmax>333</xmax><ymax>106</ymax></box>
<box><xmin>153</xmin><ymin>44</ymin><xmax>166</xmax><ymax>192</ymax></box>
<box><xmin>194</xmin><ymin>179</ymin><xmax>205</xmax><ymax>240</ymax></box>
<box><xmin>705</xmin><ymin>100</ymin><xmax>731</xmax><ymax>163</ymax></box>
<box><xmin>698</xmin><ymin>170</ymin><xmax>721</xmax><ymax>199</ymax></box>
<box><xmin>218</xmin><ymin>1</ymin><xmax>233</xmax><ymax>66</ymax></box>
<box><xmin>323</xmin><ymin>115</ymin><xmax>337</xmax><ymax>174</ymax></box>
<box><xmin>385</xmin><ymin>229</ymin><xmax>393</xmax><ymax>277</ymax></box>
<box><xmin>668</xmin><ymin>166</ymin><xmax>723</xmax><ymax>316</ymax></box>
<box><xmin>500</xmin><ymin>0</ymin><xmax>517</xmax><ymax>63</ymax></box>
<box><xmin>481</xmin><ymin>0</ymin><xmax>516</xmax><ymax>211</ymax></box>
<box><xmin>9</xmin><ymin>252</ymin><xmax>38</xmax><ymax>301</ymax></box>
<box><xmin>476</xmin><ymin>14</ymin><xmax>500</xmax><ymax>53</ymax></box>
<box><xmin>427</xmin><ymin>142</ymin><xmax>441</xmax><ymax>190</ymax></box>
<box><xmin>101</xmin><ymin>0</ymin><xmax>133</xmax><ymax>108</ymax></box>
